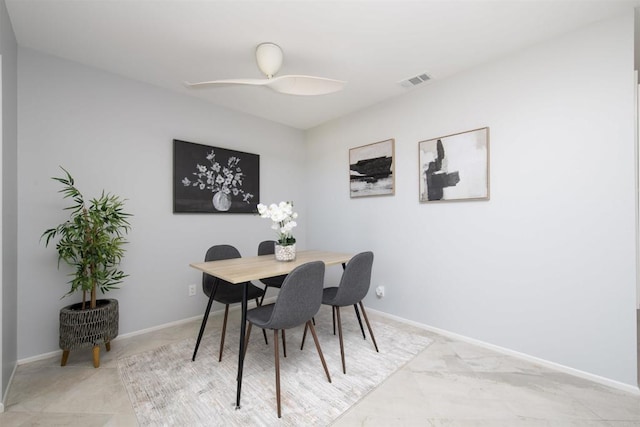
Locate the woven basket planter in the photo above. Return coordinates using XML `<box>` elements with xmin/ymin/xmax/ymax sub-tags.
<box><xmin>59</xmin><ymin>298</ymin><xmax>119</xmax><ymax>367</ymax></box>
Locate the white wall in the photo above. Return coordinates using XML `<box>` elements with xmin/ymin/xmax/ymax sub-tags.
<box><xmin>307</xmin><ymin>13</ymin><xmax>638</xmax><ymax>386</ymax></box>
<box><xmin>17</xmin><ymin>49</ymin><xmax>307</xmax><ymax>359</ymax></box>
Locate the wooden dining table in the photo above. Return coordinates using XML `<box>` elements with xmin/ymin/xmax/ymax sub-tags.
<box><xmin>190</xmin><ymin>249</ymin><xmax>353</xmax><ymax>409</ymax></box>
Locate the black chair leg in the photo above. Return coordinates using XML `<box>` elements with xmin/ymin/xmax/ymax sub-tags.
<box><xmin>256</xmin><ymin>297</ymin><xmax>268</xmax><ymax>345</ymax></box>
<box><xmin>282</xmin><ymin>329</ymin><xmax>287</xmax><ymax>358</ymax></box>
<box><xmin>259</xmin><ymin>287</ymin><xmax>269</xmax><ymax>306</ymax></box>
<box><xmin>353</xmin><ymin>304</ymin><xmax>366</xmax><ymax>339</ymax></box>
<box><xmin>332</xmin><ymin>306</ymin><xmax>336</xmax><ymax>335</ymax></box>
<box><xmin>359</xmin><ymin>301</ymin><xmax>379</xmax><ymax>352</ymax></box>
<box><xmin>192</xmin><ymin>291</ymin><xmax>215</xmax><ymax>361</ymax></box>
<box><xmin>300</xmin><ymin>322</ymin><xmax>308</xmax><ymax>350</ymax></box>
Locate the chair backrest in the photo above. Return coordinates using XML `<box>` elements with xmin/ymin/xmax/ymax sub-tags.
<box><xmin>202</xmin><ymin>244</ymin><xmax>241</xmax><ymax>296</ymax></box>
<box><xmin>264</xmin><ymin>261</ymin><xmax>325</xmax><ymax>330</ymax></box>
<box><xmin>331</xmin><ymin>251</ymin><xmax>374</xmax><ymax>306</ymax></box>
<box><xmin>258</xmin><ymin>240</ymin><xmax>276</xmax><ymax>256</ymax></box>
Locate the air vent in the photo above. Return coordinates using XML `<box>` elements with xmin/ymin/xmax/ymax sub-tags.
<box><xmin>399</xmin><ymin>73</ymin><xmax>431</xmax><ymax>88</ymax></box>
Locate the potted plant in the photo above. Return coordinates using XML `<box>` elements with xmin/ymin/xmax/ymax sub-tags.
<box><xmin>41</xmin><ymin>167</ymin><xmax>132</xmax><ymax>367</ymax></box>
<box><xmin>257</xmin><ymin>201</ymin><xmax>298</xmax><ymax>261</ymax></box>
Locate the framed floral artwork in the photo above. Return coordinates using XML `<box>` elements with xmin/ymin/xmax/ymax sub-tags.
<box><xmin>173</xmin><ymin>139</ymin><xmax>259</xmax><ymax>213</ymax></box>
<box><xmin>349</xmin><ymin>139</ymin><xmax>395</xmax><ymax>198</ymax></box>
<box><xmin>418</xmin><ymin>127</ymin><xmax>489</xmax><ymax>202</ymax></box>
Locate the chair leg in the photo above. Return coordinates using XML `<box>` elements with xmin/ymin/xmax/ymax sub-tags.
<box><xmin>332</xmin><ymin>306</ymin><xmax>336</xmax><ymax>335</ymax></box>
<box><xmin>257</xmin><ymin>297</ymin><xmax>268</xmax><ymax>345</ymax></box>
<box><xmin>218</xmin><ymin>304</ymin><xmax>230</xmax><ymax>362</ymax></box>
<box><xmin>353</xmin><ymin>304</ymin><xmax>366</xmax><ymax>339</ymax></box>
<box><xmin>274</xmin><ymin>329</ymin><xmax>282</xmax><ymax>418</ymax></box>
<box><xmin>359</xmin><ymin>301</ymin><xmax>379</xmax><ymax>352</ymax></box>
<box><xmin>300</xmin><ymin>322</ymin><xmax>308</xmax><ymax>350</ymax></box>
<box><xmin>282</xmin><ymin>329</ymin><xmax>287</xmax><ymax>358</ymax></box>
<box><xmin>259</xmin><ymin>286</ymin><xmax>269</xmax><ymax>306</ymax></box>
<box><xmin>192</xmin><ymin>290</ymin><xmax>215</xmax><ymax>361</ymax></box>
<box><xmin>335</xmin><ymin>306</ymin><xmax>346</xmax><ymax>374</ymax></box>
<box><xmin>306</xmin><ymin>320</ymin><xmax>332</xmax><ymax>383</ymax></box>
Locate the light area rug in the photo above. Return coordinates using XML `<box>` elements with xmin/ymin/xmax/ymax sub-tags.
<box><xmin>118</xmin><ymin>307</ymin><xmax>432</xmax><ymax>426</ymax></box>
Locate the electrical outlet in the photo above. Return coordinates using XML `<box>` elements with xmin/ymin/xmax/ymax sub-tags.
<box><xmin>188</xmin><ymin>284</ymin><xmax>197</xmax><ymax>297</ymax></box>
<box><xmin>375</xmin><ymin>286</ymin><xmax>385</xmax><ymax>298</ymax></box>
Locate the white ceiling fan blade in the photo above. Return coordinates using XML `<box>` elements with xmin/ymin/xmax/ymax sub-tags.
<box><xmin>265</xmin><ymin>75</ymin><xmax>346</xmax><ymax>96</ymax></box>
<box><xmin>184</xmin><ymin>78</ymin><xmax>270</xmax><ymax>89</ymax></box>
<box><xmin>185</xmin><ymin>43</ymin><xmax>346</xmax><ymax>96</ymax></box>
<box><xmin>185</xmin><ymin>75</ymin><xmax>346</xmax><ymax>96</ymax></box>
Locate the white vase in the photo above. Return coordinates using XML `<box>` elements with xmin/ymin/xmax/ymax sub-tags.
<box><xmin>212</xmin><ymin>191</ymin><xmax>232</xmax><ymax>211</ymax></box>
<box><xmin>274</xmin><ymin>243</ymin><xmax>296</xmax><ymax>262</ymax></box>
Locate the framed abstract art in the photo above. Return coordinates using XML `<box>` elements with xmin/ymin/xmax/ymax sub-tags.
<box><xmin>418</xmin><ymin>128</ymin><xmax>489</xmax><ymax>202</ymax></box>
<box><xmin>349</xmin><ymin>139</ymin><xmax>395</xmax><ymax>198</ymax></box>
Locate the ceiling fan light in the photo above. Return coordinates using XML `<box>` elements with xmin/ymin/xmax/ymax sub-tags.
<box><xmin>256</xmin><ymin>42</ymin><xmax>283</xmax><ymax>78</ymax></box>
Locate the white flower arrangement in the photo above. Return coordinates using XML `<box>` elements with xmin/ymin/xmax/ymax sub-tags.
<box><xmin>181</xmin><ymin>150</ymin><xmax>254</xmax><ymax>203</ymax></box>
<box><xmin>257</xmin><ymin>201</ymin><xmax>298</xmax><ymax>246</ymax></box>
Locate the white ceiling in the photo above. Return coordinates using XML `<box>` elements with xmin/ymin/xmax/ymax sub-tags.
<box><xmin>6</xmin><ymin>0</ymin><xmax>640</xmax><ymax>130</ymax></box>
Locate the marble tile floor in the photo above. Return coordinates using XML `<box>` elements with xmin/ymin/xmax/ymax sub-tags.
<box><xmin>2</xmin><ymin>309</ymin><xmax>640</xmax><ymax>426</ymax></box>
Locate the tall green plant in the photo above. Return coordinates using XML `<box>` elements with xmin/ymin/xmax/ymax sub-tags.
<box><xmin>41</xmin><ymin>167</ymin><xmax>132</xmax><ymax>310</ymax></box>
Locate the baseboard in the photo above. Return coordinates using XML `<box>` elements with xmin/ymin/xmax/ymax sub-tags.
<box><xmin>16</xmin><ymin>296</ymin><xmax>279</xmax><ymax>366</ymax></box>
<box><xmin>1</xmin><ymin>361</ymin><xmax>18</xmax><ymax>412</ymax></box>
<box><xmin>114</xmin><ymin>296</ymin><xmax>277</xmax><ymax>341</ymax></box>
<box><xmin>15</xmin><ymin>316</ymin><xmax>201</xmax><ymax>365</ymax></box>
<box><xmin>369</xmin><ymin>308</ymin><xmax>640</xmax><ymax>396</ymax></box>
<box><xmin>15</xmin><ymin>299</ymin><xmax>638</xmax><ymax>397</ymax></box>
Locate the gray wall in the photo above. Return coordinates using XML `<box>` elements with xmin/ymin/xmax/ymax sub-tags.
<box><xmin>17</xmin><ymin>48</ymin><xmax>307</xmax><ymax>359</ymax></box>
<box><xmin>307</xmin><ymin>12</ymin><xmax>638</xmax><ymax>387</ymax></box>
<box><xmin>0</xmin><ymin>0</ymin><xmax>17</xmax><ymax>407</ymax></box>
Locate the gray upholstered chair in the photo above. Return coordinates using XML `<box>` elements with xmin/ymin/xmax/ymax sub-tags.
<box><xmin>303</xmin><ymin>251</ymin><xmax>378</xmax><ymax>374</ymax></box>
<box><xmin>191</xmin><ymin>244</ymin><xmax>266</xmax><ymax>362</ymax></box>
<box><xmin>243</xmin><ymin>261</ymin><xmax>331</xmax><ymax>418</ymax></box>
<box><xmin>257</xmin><ymin>240</ymin><xmax>287</xmax><ymax>304</ymax></box>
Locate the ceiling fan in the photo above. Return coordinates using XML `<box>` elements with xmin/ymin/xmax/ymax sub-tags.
<box><xmin>184</xmin><ymin>42</ymin><xmax>346</xmax><ymax>96</ymax></box>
